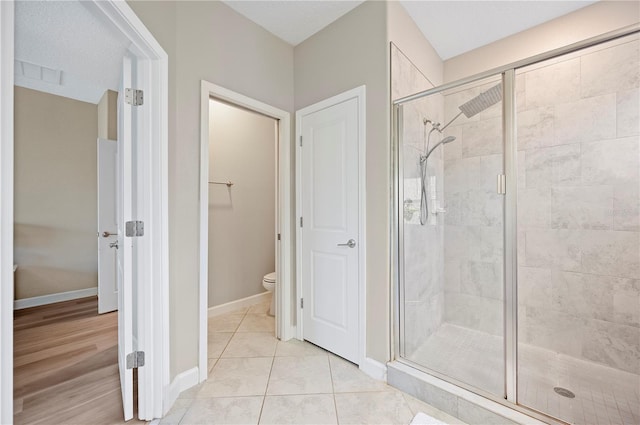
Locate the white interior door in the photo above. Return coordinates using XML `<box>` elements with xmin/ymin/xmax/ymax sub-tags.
<box><xmin>299</xmin><ymin>94</ymin><xmax>361</xmax><ymax>364</ymax></box>
<box><xmin>98</xmin><ymin>138</ymin><xmax>118</xmax><ymax>314</ymax></box>
<box><xmin>117</xmin><ymin>55</ymin><xmax>134</xmax><ymax>421</ymax></box>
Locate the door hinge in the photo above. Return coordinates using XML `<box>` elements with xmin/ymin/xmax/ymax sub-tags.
<box><xmin>299</xmin><ymin>217</ymin><xmax>303</xmax><ymax>227</ymax></box>
<box><xmin>299</xmin><ymin>135</ymin><xmax>303</xmax><ymax>147</ymax></box>
<box><xmin>300</xmin><ymin>298</ymin><xmax>304</xmax><ymax>309</ymax></box>
<box><xmin>126</xmin><ymin>351</ymin><xmax>145</xmax><ymax>369</ymax></box>
<box><xmin>125</xmin><ymin>220</ymin><xmax>144</xmax><ymax>237</ymax></box>
<box><xmin>277</xmin><ymin>233</ymin><xmax>281</xmax><ymax>241</ymax></box>
<box><xmin>125</xmin><ymin>88</ymin><xmax>144</xmax><ymax>106</ymax></box>
<box><xmin>497</xmin><ymin>174</ymin><xmax>506</xmax><ymax>195</ymax></box>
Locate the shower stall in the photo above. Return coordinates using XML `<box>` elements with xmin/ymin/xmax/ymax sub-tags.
<box><xmin>392</xmin><ymin>28</ymin><xmax>639</xmax><ymax>424</ymax></box>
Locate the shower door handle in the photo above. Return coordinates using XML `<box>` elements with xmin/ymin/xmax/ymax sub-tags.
<box><xmin>337</xmin><ymin>239</ymin><xmax>356</xmax><ymax>248</ymax></box>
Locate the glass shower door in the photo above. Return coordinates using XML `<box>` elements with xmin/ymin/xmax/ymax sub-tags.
<box><xmin>515</xmin><ymin>33</ymin><xmax>640</xmax><ymax>424</ymax></box>
<box><xmin>398</xmin><ymin>74</ymin><xmax>506</xmax><ymax>398</ymax></box>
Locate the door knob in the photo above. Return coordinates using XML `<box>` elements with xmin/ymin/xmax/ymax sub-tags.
<box><xmin>109</xmin><ymin>241</ymin><xmax>119</xmax><ymax>249</ymax></box>
<box><xmin>337</xmin><ymin>239</ymin><xmax>356</xmax><ymax>248</ymax></box>
<box><xmin>102</xmin><ymin>231</ymin><xmax>118</xmax><ymax>238</ymax></box>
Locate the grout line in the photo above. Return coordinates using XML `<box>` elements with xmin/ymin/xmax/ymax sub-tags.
<box><xmin>327</xmin><ymin>355</ymin><xmax>340</xmax><ymax>424</ymax></box>
<box><xmin>257</xmin><ymin>353</ymin><xmax>276</xmax><ymax>424</ymax></box>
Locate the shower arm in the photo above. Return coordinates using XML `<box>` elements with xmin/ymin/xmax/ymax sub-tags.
<box><xmin>438</xmin><ymin>111</ymin><xmax>463</xmax><ymax>133</ymax></box>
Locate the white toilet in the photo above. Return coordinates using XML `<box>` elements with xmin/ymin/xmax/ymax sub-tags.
<box><xmin>262</xmin><ymin>272</ymin><xmax>276</xmax><ymax>316</ymax></box>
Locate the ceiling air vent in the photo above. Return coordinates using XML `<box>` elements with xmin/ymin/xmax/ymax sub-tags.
<box><xmin>14</xmin><ymin>59</ymin><xmax>62</xmax><ymax>85</ymax></box>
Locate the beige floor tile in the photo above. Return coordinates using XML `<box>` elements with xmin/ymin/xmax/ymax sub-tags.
<box><xmin>158</xmin><ymin>399</ymin><xmax>193</xmax><ymax>425</ymax></box>
<box><xmin>178</xmin><ymin>383</ymin><xmax>204</xmax><ymax>399</ymax></box>
<box><xmin>237</xmin><ymin>314</ymin><xmax>275</xmax><ymax>333</ymax></box>
<box><xmin>179</xmin><ymin>396</ymin><xmax>263</xmax><ymax>424</ymax></box>
<box><xmin>208</xmin><ymin>314</ymin><xmax>245</xmax><ymax>332</ymax></box>
<box><xmin>329</xmin><ymin>356</ymin><xmax>389</xmax><ymax>393</ymax></box>
<box><xmin>207</xmin><ymin>358</ymin><xmax>217</xmax><ymax>373</ymax></box>
<box><xmin>259</xmin><ymin>394</ymin><xmax>338</xmax><ymax>424</ymax></box>
<box><xmin>275</xmin><ymin>339</ymin><xmax>328</xmax><ymax>357</ymax></box>
<box><xmin>221</xmin><ymin>332</ymin><xmax>278</xmax><ymax>358</ymax></box>
<box><xmin>200</xmin><ymin>357</ymin><xmax>273</xmax><ymax>397</ymax></box>
<box><xmin>208</xmin><ymin>332</ymin><xmax>233</xmax><ymax>358</ymax></box>
<box><xmin>266</xmin><ymin>356</ymin><xmax>333</xmax><ymax>395</ymax></box>
<box><xmin>403</xmin><ymin>393</ymin><xmax>467</xmax><ymax>424</ymax></box>
<box><xmin>334</xmin><ymin>391</ymin><xmax>414</xmax><ymax>425</ymax></box>
<box><xmin>247</xmin><ymin>299</ymin><xmax>272</xmax><ymax>315</ymax></box>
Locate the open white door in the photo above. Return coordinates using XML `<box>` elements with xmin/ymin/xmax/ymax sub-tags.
<box><xmin>297</xmin><ymin>88</ymin><xmax>364</xmax><ymax>364</ymax></box>
<box><xmin>98</xmin><ymin>138</ymin><xmax>118</xmax><ymax>314</ymax></box>
<box><xmin>117</xmin><ymin>55</ymin><xmax>134</xmax><ymax>421</ymax></box>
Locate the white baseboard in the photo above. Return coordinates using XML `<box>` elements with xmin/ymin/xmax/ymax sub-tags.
<box><xmin>208</xmin><ymin>291</ymin><xmax>271</xmax><ymax>317</ymax></box>
<box><xmin>359</xmin><ymin>357</ymin><xmax>388</xmax><ymax>381</ymax></box>
<box><xmin>164</xmin><ymin>367</ymin><xmax>199</xmax><ymax>416</ymax></box>
<box><xmin>14</xmin><ymin>287</ymin><xmax>98</xmax><ymax>310</ymax></box>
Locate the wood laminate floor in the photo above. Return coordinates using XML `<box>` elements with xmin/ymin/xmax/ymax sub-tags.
<box><xmin>13</xmin><ymin>296</ymin><xmax>145</xmax><ymax>425</ymax></box>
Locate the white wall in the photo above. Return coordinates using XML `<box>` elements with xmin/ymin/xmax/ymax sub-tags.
<box><xmin>444</xmin><ymin>1</ymin><xmax>640</xmax><ymax>82</ymax></box>
<box><xmin>127</xmin><ymin>0</ymin><xmax>294</xmax><ymax>379</ymax></box>
<box><xmin>13</xmin><ymin>87</ymin><xmax>98</xmax><ymax>299</ymax></box>
<box><xmin>208</xmin><ymin>99</ymin><xmax>276</xmax><ymax>307</ymax></box>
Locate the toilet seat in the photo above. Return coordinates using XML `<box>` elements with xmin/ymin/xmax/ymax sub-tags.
<box><xmin>263</xmin><ymin>272</ymin><xmax>276</xmax><ymax>283</ymax></box>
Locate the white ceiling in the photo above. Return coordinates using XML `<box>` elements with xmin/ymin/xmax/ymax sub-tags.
<box><xmin>222</xmin><ymin>0</ymin><xmax>597</xmax><ymax>58</ymax></box>
<box><xmin>15</xmin><ymin>1</ymin><xmax>131</xmax><ymax>104</ymax></box>
<box><xmin>400</xmin><ymin>1</ymin><xmax>598</xmax><ymax>60</ymax></box>
<box><xmin>222</xmin><ymin>0</ymin><xmax>365</xmax><ymax>46</ymax></box>
<box><xmin>13</xmin><ymin>0</ymin><xmax>600</xmax><ymax>104</ymax></box>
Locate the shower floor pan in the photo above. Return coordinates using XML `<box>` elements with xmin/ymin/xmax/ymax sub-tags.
<box><xmin>392</xmin><ymin>324</ymin><xmax>639</xmax><ymax>425</ymax></box>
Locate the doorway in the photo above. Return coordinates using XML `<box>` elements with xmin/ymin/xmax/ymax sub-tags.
<box><xmin>207</xmin><ymin>99</ymin><xmax>277</xmax><ymax>309</ymax></box>
<box><xmin>12</xmin><ymin>74</ymin><xmax>120</xmax><ymax>421</ymax></box>
<box><xmin>199</xmin><ymin>81</ymin><xmax>292</xmax><ymax>382</ymax></box>
<box><xmin>0</xmin><ymin>1</ymin><xmax>169</xmax><ymax>422</ymax></box>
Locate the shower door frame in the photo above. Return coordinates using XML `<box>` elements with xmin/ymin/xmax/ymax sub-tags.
<box><xmin>391</xmin><ymin>23</ymin><xmax>640</xmax><ymax>423</ymax></box>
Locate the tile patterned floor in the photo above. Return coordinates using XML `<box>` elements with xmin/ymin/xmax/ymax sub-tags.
<box><xmin>160</xmin><ymin>298</ymin><xmax>464</xmax><ymax>425</ymax></box>
<box><xmin>409</xmin><ymin>324</ymin><xmax>640</xmax><ymax>425</ymax></box>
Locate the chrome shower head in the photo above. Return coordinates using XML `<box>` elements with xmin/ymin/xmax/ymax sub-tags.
<box><xmin>438</xmin><ymin>83</ymin><xmax>503</xmax><ymax>133</ymax></box>
<box><xmin>459</xmin><ymin>83</ymin><xmax>503</xmax><ymax>118</ymax></box>
<box><xmin>422</xmin><ymin>135</ymin><xmax>457</xmax><ymax>161</ymax></box>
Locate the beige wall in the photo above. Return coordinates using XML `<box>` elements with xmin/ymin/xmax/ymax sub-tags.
<box><xmin>208</xmin><ymin>99</ymin><xmax>276</xmax><ymax>307</ymax></box>
<box><xmin>14</xmin><ymin>87</ymin><xmax>98</xmax><ymax>300</ymax></box>
<box><xmin>295</xmin><ymin>0</ymin><xmax>390</xmax><ymax>363</ymax></box>
<box><xmin>127</xmin><ymin>0</ymin><xmax>294</xmax><ymax>379</ymax></box>
<box><xmin>97</xmin><ymin>90</ymin><xmax>117</xmax><ymax>141</ymax></box>
<box><xmin>444</xmin><ymin>1</ymin><xmax>640</xmax><ymax>82</ymax></box>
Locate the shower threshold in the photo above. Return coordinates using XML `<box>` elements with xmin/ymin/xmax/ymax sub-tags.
<box><xmin>388</xmin><ymin>361</ymin><xmax>550</xmax><ymax>425</ymax></box>
<box><xmin>398</xmin><ymin>324</ymin><xmax>640</xmax><ymax>425</ymax></box>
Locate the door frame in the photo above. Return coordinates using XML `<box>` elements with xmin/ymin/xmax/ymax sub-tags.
<box><xmin>295</xmin><ymin>86</ymin><xmax>367</xmax><ymax>367</ymax></box>
<box><xmin>199</xmin><ymin>81</ymin><xmax>293</xmax><ymax>383</ymax></box>
<box><xmin>0</xmin><ymin>1</ymin><xmax>169</xmax><ymax>422</ymax></box>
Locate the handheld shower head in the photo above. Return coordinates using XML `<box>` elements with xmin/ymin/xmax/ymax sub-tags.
<box><xmin>418</xmin><ymin>134</ymin><xmax>457</xmax><ymax>225</ymax></box>
<box><xmin>422</xmin><ymin>135</ymin><xmax>457</xmax><ymax>161</ymax></box>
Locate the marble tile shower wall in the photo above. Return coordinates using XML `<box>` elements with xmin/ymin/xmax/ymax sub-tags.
<box><xmin>441</xmin><ymin>36</ymin><xmax>639</xmax><ymax>374</ymax></box>
<box><xmin>392</xmin><ymin>44</ymin><xmax>445</xmax><ymax>357</ymax></box>
<box><xmin>516</xmin><ymin>36</ymin><xmax>640</xmax><ymax>374</ymax></box>
<box><xmin>441</xmin><ymin>77</ymin><xmax>505</xmax><ymax>337</ymax></box>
